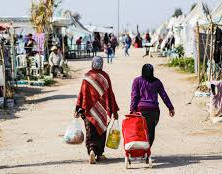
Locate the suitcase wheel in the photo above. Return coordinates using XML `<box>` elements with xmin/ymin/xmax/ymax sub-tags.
<box><xmin>125</xmin><ymin>156</ymin><xmax>131</xmax><ymax>169</ymax></box>
<box><xmin>145</xmin><ymin>156</ymin><xmax>152</xmax><ymax>168</ymax></box>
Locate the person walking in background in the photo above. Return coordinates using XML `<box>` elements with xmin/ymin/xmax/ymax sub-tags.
<box><xmin>103</xmin><ymin>33</ymin><xmax>109</xmax><ymax>45</ymax></box>
<box><xmin>76</xmin><ymin>37</ymin><xmax>82</xmax><ymax>57</ymax></box>
<box><xmin>143</xmin><ymin>32</ymin><xmax>152</xmax><ymax>57</ymax></box>
<box><xmin>86</xmin><ymin>41</ymin><xmax>92</xmax><ymax>57</ymax></box>
<box><xmin>130</xmin><ymin>64</ymin><xmax>175</xmax><ymax>147</ymax></box>
<box><xmin>145</xmin><ymin>32</ymin><xmax>151</xmax><ymax>43</ymax></box>
<box><xmin>92</xmin><ymin>38</ymin><xmax>99</xmax><ymax>57</ymax></box>
<box><xmin>110</xmin><ymin>34</ymin><xmax>118</xmax><ymax>57</ymax></box>
<box><xmin>104</xmin><ymin>43</ymin><xmax>113</xmax><ymax>64</ymax></box>
<box><xmin>75</xmin><ymin>56</ymin><xmax>119</xmax><ymax>164</ymax></box>
<box><xmin>124</xmin><ymin>34</ymin><xmax>132</xmax><ymax>56</ymax></box>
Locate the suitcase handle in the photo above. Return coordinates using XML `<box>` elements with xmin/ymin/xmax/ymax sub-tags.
<box><xmin>125</xmin><ymin>112</ymin><xmax>142</xmax><ymax>117</ymax></box>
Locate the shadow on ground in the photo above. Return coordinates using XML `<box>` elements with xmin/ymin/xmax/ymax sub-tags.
<box><xmin>1</xmin><ymin>154</ymin><xmax>222</xmax><ymax>170</ymax></box>
<box><xmin>153</xmin><ymin>154</ymin><xmax>222</xmax><ymax>169</ymax></box>
<box><xmin>0</xmin><ymin>159</ymin><xmax>86</xmax><ymax>170</ymax></box>
<box><xmin>0</xmin><ymin>87</ymin><xmax>57</xmax><ymax>120</ymax></box>
<box><xmin>26</xmin><ymin>95</ymin><xmax>77</xmax><ymax>104</ymax></box>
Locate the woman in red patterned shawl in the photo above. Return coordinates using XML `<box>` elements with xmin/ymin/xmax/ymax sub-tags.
<box><xmin>75</xmin><ymin>56</ymin><xmax>119</xmax><ymax>164</ymax></box>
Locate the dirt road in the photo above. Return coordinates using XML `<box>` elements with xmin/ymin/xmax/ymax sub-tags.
<box><xmin>1</xmin><ymin>49</ymin><xmax>222</xmax><ymax>174</ymax></box>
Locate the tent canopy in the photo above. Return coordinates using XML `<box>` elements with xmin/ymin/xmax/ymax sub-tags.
<box><xmin>85</xmin><ymin>25</ymin><xmax>114</xmax><ymax>33</ymax></box>
<box><xmin>183</xmin><ymin>0</ymin><xmax>208</xmax><ymax>27</ymax></box>
<box><xmin>212</xmin><ymin>1</ymin><xmax>222</xmax><ymax>24</ymax></box>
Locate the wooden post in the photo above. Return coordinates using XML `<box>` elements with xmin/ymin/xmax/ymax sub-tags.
<box><xmin>10</xmin><ymin>29</ymin><xmax>15</xmax><ymax>81</ymax></box>
<box><xmin>209</xmin><ymin>24</ymin><xmax>214</xmax><ymax>81</ymax></box>
<box><xmin>200</xmin><ymin>27</ymin><xmax>210</xmax><ymax>83</ymax></box>
<box><xmin>196</xmin><ymin>22</ymin><xmax>201</xmax><ymax>83</ymax></box>
<box><xmin>0</xmin><ymin>45</ymin><xmax>6</xmax><ymax>98</ymax></box>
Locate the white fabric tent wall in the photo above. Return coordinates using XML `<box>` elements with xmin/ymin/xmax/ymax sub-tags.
<box><xmin>173</xmin><ymin>15</ymin><xmax>185</xmax><ymax>46</ymax></box>
<box><xmin>151</xmin><ymin>21</ymin><xmax>168</xmax><ymax>49</ymax></box>
<box><xmin>160</xmin><ymin>16</ymin><xmax>185</xmax><ymax>50</ymax></box>
<box><xmin>212</xmin><ymin>0</ymin><xmax>222</xmax><ymax>23</ymax></box>
<box><xmin>0</xmin><ymin>65</ymin><xmax>5</xmax><ymax>86</ymax></box>
<box><xmin>182</xmin><ymin>0</ymin><xmax>207</xmax><ymax>58</ymax></box>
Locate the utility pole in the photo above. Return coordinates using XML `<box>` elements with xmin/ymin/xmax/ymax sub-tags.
<box><xmin>117</xmin><ymin>0</ymin><xmax>120</xmax><ymax>42</ymax></box>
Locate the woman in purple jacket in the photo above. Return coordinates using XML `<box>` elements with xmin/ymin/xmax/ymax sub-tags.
<box><xmin>130</xmin><ymin>64</ymin><xmax>175</xmax><ymax>147</ymax></box>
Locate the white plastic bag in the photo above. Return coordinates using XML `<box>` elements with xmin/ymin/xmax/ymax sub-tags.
<box><xmin>64</xmin><ymin>119</ymin><xmax>84</xmax><ymax>144</ymax></box>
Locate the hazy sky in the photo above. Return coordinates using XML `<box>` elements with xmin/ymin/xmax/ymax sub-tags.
<box><xmin>0</xmin><ymin>0</ymin><xmax>221</xmax><ymax>31</ymax></box>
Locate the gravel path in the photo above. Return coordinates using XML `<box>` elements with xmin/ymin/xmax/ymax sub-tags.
<box><xmin>0</xmin><ymin>49</ymin><xmax>222</xmax><ymax>174</ymax></box>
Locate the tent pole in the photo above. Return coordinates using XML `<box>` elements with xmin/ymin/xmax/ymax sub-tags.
<box><xmin>200</xmin><ymin>27</ymin><xmax>210</xmax><ymax>83</ymax></box>
<box><xmin>196</xmin><ymin>22</ymin><xmax>201</xmax><ymax>83</ymax></box>
<box><xmin>208</xmin><ymin>24</ymin><xmax>214</xmax><ymax>81</ymax></box>
<box><xmin>0</xmin><ymin>44</ymin><xmax>6</xmax><ymax>98</ymax></box>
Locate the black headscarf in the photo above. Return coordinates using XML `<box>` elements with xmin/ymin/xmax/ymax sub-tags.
<box><xmin>142</xmin><ymin>64</ymin><xmax>157</xmax><ymax>82</ymax></box>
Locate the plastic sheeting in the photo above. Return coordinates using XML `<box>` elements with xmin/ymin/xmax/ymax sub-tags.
<box><xmin>0</xmin><ymin>65</ymin><xmax>5</xmax><ymax>86</ymax></box>
<box><xmin>85</xmin><ymin>25</ymin><xmax>114</xmax><ymax>34</ymax></box>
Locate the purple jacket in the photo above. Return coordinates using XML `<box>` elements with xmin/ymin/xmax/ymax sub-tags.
<box><xmin>130</xmin><ymin>76</ymin><xmax>174</xmax><ymax>112</ymax></box>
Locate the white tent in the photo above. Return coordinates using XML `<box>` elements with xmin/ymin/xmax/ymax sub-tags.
<box><xmin>85</xmin><ymin>25</ymin><xmax>114</xmax><ymax>34</ymax></box>
<box><xmin>182</xmin><ymin>0</ymin><xmax>208</xmax><ymax>57</ymax></box>
<box><xmin>212</xmin><ymin>0</ymin><xmax>222</xmax><ymax>23</ymax></box>
<box><xmin>160</xmin><ymin>16</ymin><xmax>185</xmax><ymax>50</ymax></box>
<box><xmin>173</xmin><ymin>15</ymin><xmax>185</xmax><ymax>46</ymax></box>
<box><xmin>151</xmin><ymin>21</ymin><xmax>168</xmax><ymax>47</ymax></box>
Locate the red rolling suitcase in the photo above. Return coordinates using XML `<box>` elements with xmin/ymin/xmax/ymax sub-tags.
<box><xmin>122</xmin><ymin>112</ymin><xmax>152</xmax><ymax>169</ymax></box>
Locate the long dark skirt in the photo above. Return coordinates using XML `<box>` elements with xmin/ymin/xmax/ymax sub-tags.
<box><xmin>141</xmin><ymin>111</ymin><xmax>160</xmax><ymax>147</ymax></box>
<box><xmin>83</xmin><ymin>118</ymin><xmax>107</xmax><ymax>156</ymax></box>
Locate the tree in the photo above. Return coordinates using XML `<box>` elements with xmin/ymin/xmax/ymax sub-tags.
<box><xmin>172</xmin><ymin>8</ymin><xmax>183</xmax><ymax>18</ymax></box>
<box><xmin>190</xmin><ymin>3</ymin><xmax>197</xmax><ymax>12</ymax></box>
<box><xmin>73</xmin><ymin>12</ymin><xmax>81</xmax><ymax>21</ymax></box>
<box><xmin>30</xmin><ymin>0</ymin><xmax>62</xmax><ymax>33</ymax></box>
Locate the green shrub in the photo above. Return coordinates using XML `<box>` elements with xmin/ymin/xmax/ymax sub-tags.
<box><xmin>168</xmin><ymin>57</ymin><xmax>195</xmax><ymax>73</ymax></box>
<box><xmin>43</xmin><ymin>79</ymin><xmax>57</xmax><ymax>86</ymax></box>
<box><xmin>175</xmin><ymin>45</ymin><xmax>185</xmax><ymax>58</ymax></box>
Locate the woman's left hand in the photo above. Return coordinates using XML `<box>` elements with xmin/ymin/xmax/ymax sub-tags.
<box><xmin>113</xmin><ymin>113</ymin><xmax>119</xmax><ymax>120</ymax></box>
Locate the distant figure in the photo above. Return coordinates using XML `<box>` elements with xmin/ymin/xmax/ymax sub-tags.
<box><xmin>49</xmin><ymin>46</ymin><xmax>64</xmax><ymax>78</ymax></box>
<box><xmin>103</xmin><ymin>33</ymin><xmax>109</xmax><ymax>45</ymax></box>
<box><xmin>110</xmin><ymin>34</ymin><xmax>118</xmax><ymax>57</ymax></box>
<box><xmin>104</xmin><ymin>43</ymin><xmax>113</xmax><ymax>64</ymax></box>
<box><xmin>143</xmin><ymin>33</ymin><xmax>152</xmax><ymax>57</ymax></box>
<box><xmin>92</xmin><ymin>38</ymin><xmax>100</xmax><ymax>57</ymax></box>
<box><xmin>25</xmin><ymin>33</ymin><xmax>35</xmax><ymax>56</ymax></box>
<box><xmin>124</xmin><ymin>34</ymin><xmax>132</xmax><ymax>56</ymax></box>
<box><xmin>76</xmin><ymin>37</ymin><xmax>82</xmax><ymax>57</ymax></box>
<box><xmin>134</xmin><ymin>35</ymin><xmax>140</xmax><ymax>48</ymax></box>
<box><xmin>86</xmin><ymin>41</ymin><xmax>92</xmax><ymax>57</ymax></box>
<box><xmin>145</xmin><ymin>33</ymin><xmax>151</xmax><ymax>43</ymax></box>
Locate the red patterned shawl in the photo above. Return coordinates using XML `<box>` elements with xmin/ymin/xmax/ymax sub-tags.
<box><xmin>76</xmin><ymin>70</ymin><xmax>119</xmax><ymax>135</ymax></box>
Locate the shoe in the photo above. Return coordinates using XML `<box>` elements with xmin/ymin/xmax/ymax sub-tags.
<box><xmin>97</xmin><ymin>155</ymin><xmax>108</xmax><ymax>161</ymax></box>
<box><xmin>89</xmin><ymin>151</ymin><xmax>96</xmax><ymax>164</ymax></box>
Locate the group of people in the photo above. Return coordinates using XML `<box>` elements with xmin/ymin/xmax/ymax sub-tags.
<box><xmin>74</xmin><ymin>56</ymin><xmax>175</xmax><ymax>164</ymax></box>
<box><xmin>103</xmin><ymin>33</ymin><xmax>118</xmax><ymax>64</ymax></box>
<box><xmin>25</xmin><ymin>34</ymin><xmax>65</xmax><ymax>78</ymax></box>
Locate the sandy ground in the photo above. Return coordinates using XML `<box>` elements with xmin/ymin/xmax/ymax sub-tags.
<box><xmin>0</xmin><ymin>48</ymin><xmax>222</xmax><ymax>174</ymax></box>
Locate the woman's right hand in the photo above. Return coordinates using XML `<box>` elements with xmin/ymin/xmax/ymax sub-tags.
<box><xmin>74</xmin><ymin>112</ymin><xmax>80</xmax><ymax>118</ymax></box>
<box><xmin>169</xmin><ymin>109</ymin><xmax>175</xmax><ymax>117</ymax></box>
